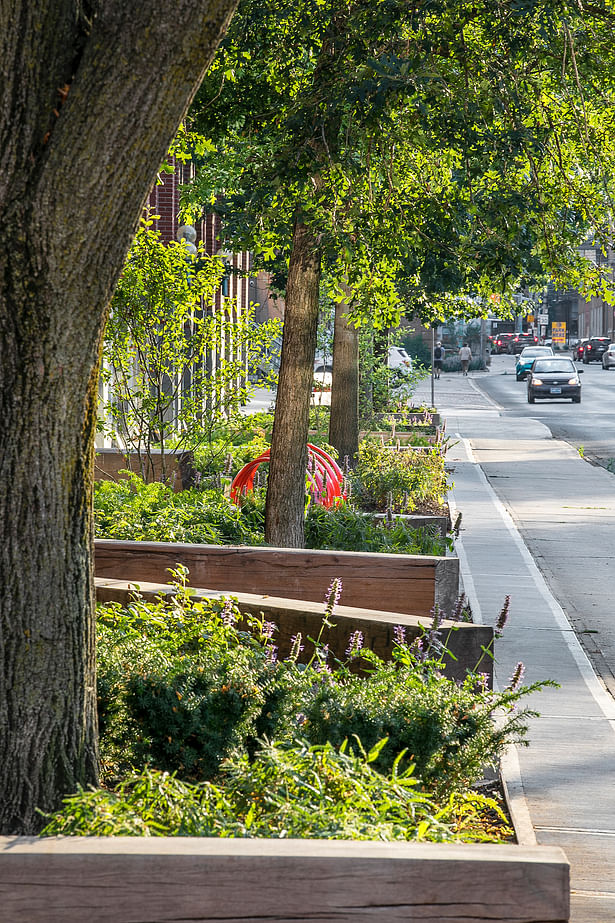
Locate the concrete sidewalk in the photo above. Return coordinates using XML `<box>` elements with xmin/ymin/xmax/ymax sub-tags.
<box><xmin>413</xmin><ymin>371</ymin><xmax>615</xmax><ymax>922</ymax></box>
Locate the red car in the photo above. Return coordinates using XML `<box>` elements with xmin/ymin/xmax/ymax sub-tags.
<box><xmin>574</xmin><ymin>338</ymin><xmax>589</xmax><ymax>361</ymax></box>
<box><xmin>494</xmin><ymin>333</ymin><xmax>515</xmax><ymax>354</ymax></box>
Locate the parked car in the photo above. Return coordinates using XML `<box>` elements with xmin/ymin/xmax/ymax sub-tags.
<box><xmin>509</xmin><ymin>332</ymin><xmax>539</xmax><ymax>354</ymax></box>
<box><xmin>527</xmin><ymin>357</ymin><xmax>582</xmax><ymax>403</ymax></box>
<box><xmin>387</xmin><ymin>345</ymin><xmax>413</xmax><ymax>371</ymax></box>
<box><xmin>602</xmin><ymin>344</ymin><xmax>615</xmax><ymax>369</ymax></box>
<box><xmin>583</xmin><ymin>337</ymin><xmax>611</xmax><ymax>364</ymax></box>
<box><xmin>313</xmin><ymin>346</ymin><xmax>412</xmax><ymax>389</ymax></box>
<box><xmin>494</xmin><ymin>332</ymin><xmax>515</xmax><ymax>354</ymax></box>
<box><xmin>515</xmin><ymin>346</ymin><xmax>553</xmax><ymax>381</ymax></box>
<box><xmin>573</xmin><ymin>338</ymin><xmax>589</xmax><ymax>361</ymax></box>
<box><xmin>313</xmin><ymin>358</ymin><xmax>333</xmax><ymax>390</ymax></box>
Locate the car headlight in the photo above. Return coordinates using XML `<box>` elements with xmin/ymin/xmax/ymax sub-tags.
<box><xmin>532</xmin><ymin>378</ymin><xmax>543</xmax><ymax>385</ymax></box>
<box><xmin>568</xmin><ymin>377</ymin><xmax>579</xmax><ymax>385</ymax></box>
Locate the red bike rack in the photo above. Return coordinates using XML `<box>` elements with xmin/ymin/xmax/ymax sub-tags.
<box><xmin>230</xmin><ymin>444</ymin><xmax>344</xmax><ymax>508</ymax></box>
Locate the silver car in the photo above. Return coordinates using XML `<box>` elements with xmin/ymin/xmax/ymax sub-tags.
<box><xmin>603</xmin><ymin>344</ymin><xmax>615</xmax><ymax>369</ymax></box>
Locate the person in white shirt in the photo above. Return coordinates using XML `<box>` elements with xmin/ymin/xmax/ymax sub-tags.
<box><xmin>459</xmin><ymin>343</ymin><xmax>472</xmax><ymax>376</ymax></box>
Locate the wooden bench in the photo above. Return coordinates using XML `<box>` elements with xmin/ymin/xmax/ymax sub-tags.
<box><xmin>0</xmin><ymin>837</ymin><xmax>569</xmax><ymax>922</ymax></box>
<box><xmin>96</xmin><ymin>577</ymin><xmax>492</xmax><ymax>684</ymax></box>
<box><xmin>95</xmin><ymin>540</ymin><xmax>460</xmax><ymax>619</ymax></box>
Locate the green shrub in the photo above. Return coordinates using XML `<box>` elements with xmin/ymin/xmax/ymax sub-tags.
<box><xmin>94</xmin><ymin>475</ymin><xmax>266</xmax><ymax>544</ymax></box>
<box><xmin>46</xmin><ymin>584</ymin><xmax>544</xmax><ymax>842</ymax></box>
<box><xmin>300</xmin><ymin>660</ymin><xmax>511</xmax><ymax>798</ymax></box>
<box><xmin>191</xmin><ymin>434</ymin><xmax>270</xmax><ymax>482</ymax></box>
<box><xmin>442</xmin><ymin>357</ymin><xmax>486</xmax><ymax>372</ymax></box>
<box><xmin>94</xmin><ymin>472</ymin><xmax>446</xmax><ymax>554</ymax></box>
<box><xmin>305</xmin><ymin>502</ymin><xmax>445</xmax><ymax>556</ymax></box>
<box><xmin>350</xmin><ymin>441</ymin><xmax>448</xmax><ymax>513</ymax></box>
<box><xmin>95</xmin><ymin>585</ymin><xmax>548</xmax><ymax>800</ymax></box>
<box><xmin>41</xmin><ymin>743</ymin><xmax>510</xmax><ymax>842</ymax></box>
<box><xmin>401</xmin><ymin>332</ymin><xmax>432</xmax><ymax>368</ymax></box>
<box><xmin>96</xmin><ymin>586</ymin><xmax>285</xmax><ymax>779</ymax></box>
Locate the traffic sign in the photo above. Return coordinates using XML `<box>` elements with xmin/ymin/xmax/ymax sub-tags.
<box><xmin>552</xmin><ymin>321</ymin><xmax>566</xmax><ymax>344</ymax></box>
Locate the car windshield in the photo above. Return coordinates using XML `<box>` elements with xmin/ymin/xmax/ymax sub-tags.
<box><xmin>520</xmin><ymin>347</ymin><xmax>552</xmax><ymax>358</ymax></box>
<box><xmin>532</xmin><ymin>359</ymin><xmax>575</xmax><ymax>374</ymax></box>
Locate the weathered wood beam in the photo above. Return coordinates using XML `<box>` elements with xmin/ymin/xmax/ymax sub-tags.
<box><xmin>95</xmin><ymin>540</ymin><xmax>460</xmax><ymax>618</ymax></box>
<box><xmin>96</xmin><ymin>577</ymin><xmax>492</xmax><ymax>684</ymax></box>
<box><xmin>0</xmin><ymin>837</ymin><xmax>570</xmax><ymax>922</ymax></box>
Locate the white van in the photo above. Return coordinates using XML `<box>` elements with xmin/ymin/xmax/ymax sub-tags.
<box><xmin>313</xmin><ymin>347</ymin><xmax>413</xmax><ymax>380</ymax></box>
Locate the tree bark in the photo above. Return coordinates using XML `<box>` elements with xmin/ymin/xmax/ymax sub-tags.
<box><xmin>265</xmin><ymin>220</ymin><xmax>321</xmax><ymax>547</ymax></box>
<box><xmin>329</xmin><ymin>287</ymin><xmax>359</xmax><ymax>466</ymax></box>
<box><xmin>0</xmin><ymin>0</ymin><xmax>237</xmax><ymax>834</ymax></box>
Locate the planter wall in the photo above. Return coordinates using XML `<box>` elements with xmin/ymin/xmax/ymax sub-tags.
<box><xmin>95</xmin><ymin>448</ymin><xmax>197</xmax><ymax>491</ymax></box>
<box><xmin>0</xmin><ymin>837</ymin><xmax>569</xmax><ymax>922</ymax></box>
<box><xmin>96</xmin><ymin>577</ymin><xmax>491</xmax><ymax>685</ymax></box>
<box><xmin>95</xmin><ymin>540</ymin><xmax>460</xmax><ymax>619</ymax></box>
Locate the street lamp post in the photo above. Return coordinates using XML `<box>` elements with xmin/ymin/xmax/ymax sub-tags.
<box><xmin>431</xmin><ymin>326</ymin><xmax>435</xmax><ymax>407</ymax></box>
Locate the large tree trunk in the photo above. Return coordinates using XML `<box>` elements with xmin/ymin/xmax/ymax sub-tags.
<box><xmin>329</xmin><ymin>288</ymin><xmax>359</xmax><ymax>466</ymax></box>
<box><xmin>265</xmin><ymin>220</ymin><xmax>321</xmax><ymax>547</ymax></box>
<box><xmin>0</xmin><ymin>0</ymin><xmax>237</xmax><ymax>834</ymax></box>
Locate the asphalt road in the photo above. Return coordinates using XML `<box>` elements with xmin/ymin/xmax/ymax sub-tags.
<box><xmin>476</xmin><ymin>352</ymin><xmax>615</xmax><ymax>471</ymax></box>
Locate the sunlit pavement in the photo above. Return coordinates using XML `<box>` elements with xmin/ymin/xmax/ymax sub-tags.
<box><xmin>414</xmin><ymin>365</ymin><xmax>615</xmax><ymax>921</ymax></box>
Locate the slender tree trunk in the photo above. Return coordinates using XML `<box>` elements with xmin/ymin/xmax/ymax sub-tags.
<box><xmin>372</xmin><ymin>328</ymin><xmax>389</xmax><ymax>412</ymax></box>
<box><xmin>329</xmin><ymin>286</ymin><xmax>359</xmax><ymax>466</ymax></box>
<box><xmin>0</xmin><ymin>0</ymin><xmax>237</xmax><ymax>834</ymax></box>
<box><xmin>359</xmin><ymin>328</ymin><xmax>374</xmax><ymax>419</ymax></box>
<box><xmin>265</xmin><ymin>219</ymin><xmax>321</xmax><ymax>547</ymax></box>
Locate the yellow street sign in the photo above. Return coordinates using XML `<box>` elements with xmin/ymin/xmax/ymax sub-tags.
<box><xmin>552</xmin><ymin>322</ymin><xmax>566</xmax><ymax>344</ymax></box>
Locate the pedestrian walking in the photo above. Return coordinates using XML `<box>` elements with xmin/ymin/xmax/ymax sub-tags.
<box><xmin>459</xmin><ymin>342</ymin><xmax>472</xmax><ymax>376</ymax></box>
<box><xmin>433</xmin><ymin>341</ymin><xmax>444</xmax><ymax>379</ymax></box>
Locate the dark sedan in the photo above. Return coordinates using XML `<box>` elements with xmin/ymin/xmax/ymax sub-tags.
<box><xmin>509</xmin><ymin>332</ymin><xmax>538</xmax><ymax>354</ymax></box>
<box><xmin>583</xmin><ymin>337</ymin><xmax>611</xmax><ymax>363</ymax></box>
<box><xmin>527</xmin><ymin>357</ymin><xmax>582</xmax><ymax>403</ymax></box>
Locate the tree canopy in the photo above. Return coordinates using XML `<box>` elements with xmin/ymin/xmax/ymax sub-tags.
<box><xmin>180</xmin><ymin>0</ymin><xmax>615</xmax><ymax>545</ymax></box>
<box><xmin>185</xmin><ymin>0</ymin><xmax>615</xmax><ymax>321</ymax></box>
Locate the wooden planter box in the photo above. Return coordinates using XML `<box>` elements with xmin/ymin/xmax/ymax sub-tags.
<box><xmin>95</xmin><ymin>540</ymin><xmax>460</xmax><ymax>620</ymax></box>
<box><xmin>0</xmin><ymin>837</ymin><xmax>569</xmax><ymax>922</ymax></box>
<box><xmin>96</xmin><ymin>577</ymin><xmax>491</xmax><ymax>685</ymax></box>
<box><xmin>95</xmin><ymin>448</ymin><xmax>197</xmax><ymax>491</ymax></box>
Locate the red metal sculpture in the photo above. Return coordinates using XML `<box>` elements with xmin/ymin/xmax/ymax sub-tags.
<box><xmin>230</xmin><ymin>443</ymin><xmax>344</xmax><ymax>508</ymax></box>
